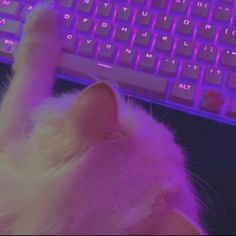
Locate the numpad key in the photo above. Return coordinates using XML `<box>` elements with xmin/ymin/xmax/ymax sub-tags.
<box><xmin>0</xmin><ymin>0</ymin><xmax>236</xmax><ymax>125</ymax></box>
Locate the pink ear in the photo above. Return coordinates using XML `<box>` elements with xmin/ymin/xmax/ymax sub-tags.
<box><xmin>156</xmin><ymin>209</ymin><xmax>204</xmax><ymax>235</ymax></box>
<box><xmin>69</xmin><ymin>82</ymin><xmax>119</xmax><ymax>146</ymax></box>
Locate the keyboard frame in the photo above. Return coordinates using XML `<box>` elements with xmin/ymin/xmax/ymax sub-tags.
<box><xmin>1</xmin><ymin>0</ymin><xmax>236</xmax><ymax>126</ymax></box>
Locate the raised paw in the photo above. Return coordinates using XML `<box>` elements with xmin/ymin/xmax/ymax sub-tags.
<box><xmin>25</xmin><ymin>4</ymin><xmax>61</xmax><ymax>39</ymax></box>
<box><xmin>14</xmin><ymin>4</ymin><xmax>62</xmax><ymax>71</ymax></box>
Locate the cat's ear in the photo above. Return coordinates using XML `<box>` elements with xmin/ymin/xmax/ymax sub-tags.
<box><xmin>157</xmin><ymin>209</ymin><xmax>204</xmax><ymax>235</ymax></box>
<box><xmin>69</xmin><ymin>81</ymin><xmax>119</xmax><ymax>144</ymax></box>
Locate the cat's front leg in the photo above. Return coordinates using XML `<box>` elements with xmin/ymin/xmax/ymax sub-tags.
<box><xmin>0</xmin><ymin>5</ymin><xmax>62</xmax><ymax>140</ymax></box>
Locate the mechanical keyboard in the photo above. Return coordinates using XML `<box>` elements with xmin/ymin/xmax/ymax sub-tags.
<box><xmin>1</xmin><ymin>0</ymin><xmax>236</xmax><ymax>125</ymax></box>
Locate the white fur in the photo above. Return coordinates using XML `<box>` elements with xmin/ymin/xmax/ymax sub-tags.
<box><xmin>0</xmin><ymin>5</ymin><xmax>203</xmax><ymax>235</ymax></box>
<box><xmin>0</xmin><ymin>92</ymin><xmax>200</xmax><ymax>234</ymax></box>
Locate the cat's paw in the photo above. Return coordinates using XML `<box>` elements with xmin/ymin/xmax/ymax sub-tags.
<box><xmin>14</xmin><ymin>4</ymin><xmax>62</xmax><ymax>70</ymax></box>
<box><xmin>24</xmin><ymin>4</ymin><xmax>61</xmax><ymax>44</ymax></box>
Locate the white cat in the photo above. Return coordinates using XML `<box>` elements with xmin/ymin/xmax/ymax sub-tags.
<box><xmin>0</xmin><ymin>5</ymin><xmax>205</xmax><ymax>235</ymax></box>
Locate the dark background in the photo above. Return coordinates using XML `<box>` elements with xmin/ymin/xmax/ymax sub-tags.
<box><xmin>0</xmin><ymin>62</ymin><xmax>236</xmax><ymax>235</ymax></box>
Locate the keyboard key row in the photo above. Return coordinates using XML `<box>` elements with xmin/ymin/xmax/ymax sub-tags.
<box><xmin>58</xmin><ymin>52</ymin><xmax>169</xmax><ymax>100</ymax></box>
<box><xmin>57</xmin><ymin>53</ymin><xmax>236</xmax><ymax>117</ymax></box>
<box><xmin>75</xmin><ymin>24</ymin><xmax>235</xmax><ymax>48</ymax></box>
<box><xmin>5</xmin><ymin>0</ymin><xmax>232</xmax><ymax>31</ymax></box>
<box><xmin>72</xmin><ymin>17</ymin><xmax>236</xmax><ymax>46</ymax></box>
<box><xmin>5</xmin><ymin>3</ymin><xmax>235</xmax><ymax>49</ymax></box>
<box><xmin>71</xmin><ymin>44</ymin><xmax>226</xmax><ymax>83</ymax></box>
<box><xmin>76</xmin><ymin>1</ymin><xmax>233</xmax><ymax>24</ymax></box>
<box><xmin>0</xmin><ymin>35</ymin><xmax>235</xmax><ymax>120</ymax></box>
<box><xmin>0</xmin><ymin>0</ymin><xmax>234</xmax><ymax>29</ymax></box>
<box><xmin>62</xmin><ymin>33</ymin><xmax>236</xmax><ymax>69</ymax></box>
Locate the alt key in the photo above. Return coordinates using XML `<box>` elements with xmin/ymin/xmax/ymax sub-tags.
<box><xmin>169</xmin><ymin>81</ymin><xmax>195</xmax><ymax>106</ymax></box>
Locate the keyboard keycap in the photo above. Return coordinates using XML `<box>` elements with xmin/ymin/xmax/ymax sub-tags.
<box><xmin>118</xmin><ymin>47</ymin><xmax>136</xmax><ymax>68</ymax></box>
<box><xmin>226</xmin><ymin>96</ymin><xmax>236</xmax><ymax>119</ymax></box>
<box><xmin>131</xmin><ymin>0</ymin><xmax>145</xmax><ymax>4</ymax></box>
<box><xmin>176</xmin><ymin>19</ymin><xmax>194</xmax><ymax>35</ymax></box>
<box><xmin>159</xmin><ymin>57</ymin><xmax>178</xmax><ymax>77</ymax></box>
<box><xmin>58</xmin><ymin>0</ymin><xmax>74</xmax><ymax>9</ymax></box>
<box><xmin>0</xmin><ymin>0</ymin><xmax>20</xmax><ymax>17</ymax></box>
<box><xmin>220</xmin><ymin>27</ymin><xmax>236</xmax><ymax>45</ymax></box>
<box><xmin>201</xmin><ymin>89</ymin><xmax>224</xmax><ymax>113</ymax></box>
<box><xmin>58</xmin><ymin>53</ymin><xmax>169</xmax><ymax>100</ymax></box>
<box><xmin>221</xmin><ymin>50</ymin><xmax>236</xmax><ymax>69</ymax></box>
<box><xmin>115</xmin><ymin>25</ymin><xmax>131</xmax><ymax>42</ymax></box>
<box><xmin>192</xmin><ymin>1</ymin><xmax>209</xmax><ymax>18</ymax></box>
<box><xmin>116</xmin><ymin>6</ymin><xmax>132</xmax><ymax>22</ymax></box>
<box><xmin>151</xmin><ymin>0</ymin><xmax>168</xmax><ymax>10</ymax></box>
<box><xmin>171</xmin><ymin>0</ymin><xmax>188</xmax><ymax>14</ymax></box>
<box><xmin>0</xmin><ymin>37</ymin><xmax>18</xmax><ymax>59</ymax></box>
<box><xmin>135</xmin><ymin>10</ymin><xmax>152</xmax><ymax>26</ymax></box>
<box><xmin>78</xmin><ymin>0</ymin><xmax>94</xmax><ymax>13</ymax></box>
<box><xmin>155</xmin><ymin>14</ymin><xmax>173</xmax><ymax>31</ymax></box>
<box><xmin>197</xmin><ymin>44</ymin><xmax>216</xmax><ymax>63</ymax></box>
<box><xmin>227</xmin><ymin>73</ymin><xmax>236</xmax><ymax>89</ymax></box>
<box><xmin>214</xmin><ymin>5</ymin><xmax>232</xmax><ymax>23</ymax></box>
<box><xmin>138</xmin><ymin>52</ymin><xmax>157</xmax><ymax>73</ymax></box>
<box><xmin>63</xmin><ymin>33</ymin><xmax>78</xmax><ymax>53</ymax></box>
<box><xmin>154</xmin><ymin>34</ymin><xmax>173</xmax><ymax>53</ymax></box>
<box><xmin>76</xmin><ymin>17</ymin><xmax>93</xmax><ymax>33</ymax></box>
<box><xmin>204</xmin><ymin>68</ymin><xmax>223</xmax><ymax>85</ymax></box>
<box><xmin>95</xmin><ymin>21</ymin><xmax>112</xmax><ymax>38</ymax></box>
<box><xmin>20</xmin><ymin>4</ymin><xmax>34</xmax><ymax>21</ymax></box>
<box><xmin>61</xmin><ymin>12</ymin><xmax>74</xmax><ymax>28</ymax></box>
<box><xmin>98</xmin><ymin>42</ymin><xmax>116</xmax><ymax>62</ymax></box>
<box><xmin>169</xmin><ymin>81</ymin><xmax>195</xmax><ymax>106</ymax></box>
<box><xmin>181</xmin><ymin>62</ymin><xmax>200</xmax><ymax>80</ymax></box>
<box><xmin>97</xmin><ymin>2</ymin><xmax>113</xmax><ymax>17</ymax></box>
<box><xmin>175</xmin><ymin>39</ymin><xmax>193</xmax><ymax>57</ymax></box>
<box><xmin>79</xmin><ymin>38</ymin><xmax>97</xmax><ymax>58</ymax></box>
<box><xmin>198</xmin><ymin>23</ymin><xmax>216</xmax><ymax>41</ymax></box>
<box><xmin>0</xmin><ymin>17</ymin><xmax>22</xmax><ymax>38</ymax></box>
<box><xmin>134</xmin><ymin>30</ymin><xmax>152</xmax><ymax>48</ymax></box>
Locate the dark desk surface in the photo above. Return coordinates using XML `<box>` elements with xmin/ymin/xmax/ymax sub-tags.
<box><xmin>1</xmin><ymin>63</ymin><xmax>236</xmax><ymax>235</ymax></box>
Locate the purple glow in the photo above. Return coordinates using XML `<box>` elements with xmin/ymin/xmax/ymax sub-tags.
<box><xmin>1</xmin><ymin>0</ymin><xmax>236</xmax><ymax>126</ymax></box>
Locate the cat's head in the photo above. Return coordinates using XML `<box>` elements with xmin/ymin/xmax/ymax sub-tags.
<box><xmin>12</xmin><ymin>82</ymin><xmax>204</xmax><ymax>235</ymax></box>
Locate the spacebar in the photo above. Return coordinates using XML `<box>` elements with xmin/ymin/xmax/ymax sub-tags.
<box><xmin>58</xmin><ymin>53</ymin><xmax>168</xmax><ymax>99</ymax></box>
